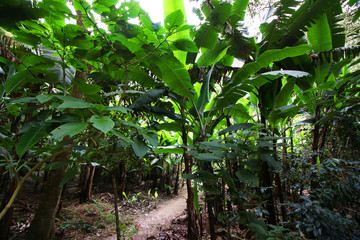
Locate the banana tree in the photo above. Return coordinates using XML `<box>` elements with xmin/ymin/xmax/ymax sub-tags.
<box><xmin>136</xmin><ymin>1</ymin><xmax>316</xmax><ymax>238</ymax></box>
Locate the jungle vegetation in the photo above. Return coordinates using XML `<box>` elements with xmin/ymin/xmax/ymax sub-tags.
<box><xmin>0</xmin><ymin>0</ymin><xmax>360</xmax><ymax>239</ymax></box>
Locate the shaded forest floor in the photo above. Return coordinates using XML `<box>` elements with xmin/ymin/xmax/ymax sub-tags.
<box><xmin>8</xmin><ymin>179</ymin><xmax>193</xmax><ymax>240</ymax></box>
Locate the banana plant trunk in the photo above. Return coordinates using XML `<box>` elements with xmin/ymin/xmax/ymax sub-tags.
<box><xmin>311</xmin><ymin>104</ymin><xmax>321</xmax><ymax>165</ymax></box>
<box><xmin>181</xmin><ymin>108</ymin><xmax>201</xmax><ymax>240</ymax></box>
<box><xmin>259</xmin><ymin>115</ymin><xmax>276</xmax><ymax>225</ymax></box>
<box><xmin>184</xmin><ymin>152</ymin><xmax>201</xmax><ymax>240</ymax></box>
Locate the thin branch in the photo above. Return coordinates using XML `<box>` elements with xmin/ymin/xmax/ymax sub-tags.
<box><xmin>0</xmin><ymin>138</ymin><xmax>82</xmax><ymax>220</ymax></box>
<box><xmin>0</xmin><ymin>150</ymin><xmax>64</xmax><ymax>220</ymax></box>
<box><xmin>79</xmin><ymin>0</ymin><xmax>126</xmax><ymax>68</ymax></box>
<box><xmin>127</xmin><ymin>35</ymin><xmax>170</xmax><ymax>66</ymax></box>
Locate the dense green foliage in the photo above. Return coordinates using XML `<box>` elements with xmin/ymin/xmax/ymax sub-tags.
<box><xmin>0</xmin><ymin>0</ymin><xmax>360</xmax><ymax>239</ymax></box>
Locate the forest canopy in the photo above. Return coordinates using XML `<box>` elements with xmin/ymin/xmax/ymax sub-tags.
<box><xmin>0</xmin><ymin>0</ymin><xmax>360</xmax><ymax>239</ymax></box>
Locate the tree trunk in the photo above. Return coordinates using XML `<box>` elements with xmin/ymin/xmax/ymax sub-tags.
<box><xmin>203</xmin><ymin>161</ymin><xmax>216</xmax><ymax>240</ymax></box>
<box><xmin>0</xmin><ymin>177</ymin><xmax>17</xmax><ymax>240</ymax></box>
<box><xmin>26</xmin><ymin>151</ymin><xmax>69</xmax><ymax>240</ymax></box>
<box><xmin>173</xmin><ymin>161</ymin><xmax>180</xmax><ymax>195</ymax></box>
<box><xmin>118</xmin><ymin>160</ymin><xmax>126</xmax><ymax>201</ymax></box>
<box><xmin>112</xmin><ymin>169</ymin><xmax>121</xmax><ymax>240</ymax></box>
<box><xmin>259</xmin><ymin>115</ymin><xmax>276</xmax><ymax>225</ymax></box>
<box><xmin>79</xmin><ymin>164</ymin><xmax>95</xmax><ymax>203</ymax></box>
<box><xmin>181</xmin><ymin>107</ymin><xmax>201</xmax><ymax>240</ymax></box>
<box><xmin>312</xmin><ymin>104</ymin><xmax>321</xmax><ymax>165</ymax></box>
<box><xmin>273</xmin><ymin>140</ymin><xmax>287</xmax><ymax>222</ymax></box>
<box><xmin>184</xmin><ymin>153</ymin><xmax>201</xmax><ymax>240</ymax></box>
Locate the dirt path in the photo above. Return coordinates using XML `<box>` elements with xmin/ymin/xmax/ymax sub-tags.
<box><xmin>106</xmin><ymin>188</ymin><xmax>187</xmax><ymax>240</ymax></box>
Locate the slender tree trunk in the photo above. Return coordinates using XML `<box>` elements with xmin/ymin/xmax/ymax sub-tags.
<box><xmin>80</xmin><ymin>164</ymin><xmax>95</xmax><ymax>203</ymax></box>
<box><xmin>312</xmin><ymin>104</ymin><xmax>321</xmax><ymax>165</ymax></box>
<box><xmin>318</xmin><ymin>121</ymin><xmax>329</xmax><ymax>153</ymax></box>
<box><xmin>26</xmin><ymin>151</ymin><xmax>69</xmax><ymax>240</ymax></box>
<box><xmin>174</xmin><ymin>161</ymin><xmax>180</xmax><ymax>195</ymax></box>
<box><xmin>118</xmin><ymin>160</ymin><xmax>126</xmax><ymax>201</ymax></box>
<box><xmin>273</xmin><ymin>140</ymin><xmax>287</xmax><ymax>222</ymax></box>
<box><xmin>203</xmin><ymin>161</ymin><xmax>216</xmax><ymax>240</ymax></box>
<box><xmin>282</xmin><ymin>130</ymin><xmax>290</xmax><ymax>201</ymax></box>
<box><xmin>112</xmin><ymin>169</ymin><xmax>121</xmax><ymax>240</ymax></box>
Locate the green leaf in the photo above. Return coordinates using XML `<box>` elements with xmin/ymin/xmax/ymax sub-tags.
<box><xmin>130</xmin><ymin>88</ymin><xmax>166</xmax><ymax>110</ymax></box>
<box><xmin>164</xmin><ymin>9</ymin><xmax>184</xmax><ymax>31</ymax></box>
<box><xmin>157</xmin><ymin>123</ymin><xmax>182</xmax><ymax>132</ymax></box>
<box><xmin>129</xmin><ymin>69</ymin><xmax>157</xmax><ymax>88</ymax></box>
<box><xmin>90</xmin><ymin>115</ymin><xmax>115</xmax><ymax>134</ymax></box>
<box><xmin>236</xmin><ymin>169</ymin><xmax>259</xmax><ymax>186</ymax></box>
<box><xmin>209</xmin><ymin>2</ymin><xmax>232</xmax><ymax>26</ymax></box>
<box><xmin>142</xmin><ymin>131</ymin><xmax>158</xmax><ymax>148</ymax></box>
<box><xmin>5</xmin><ymin>70</ymin><xmax>33</xmax><ymax>94</ymax></box>
<box><xmin>307</xmin><ymin>14</ymin><xmax>332</xmax><ymax>53</ymax></box>
<box><xmin>10</xmin><ymin>97</ymin><xmax>37</xmax><ymax>104</ymax></box>
<box><xmin>173</xmin><ymin>39</ymin><xmax>199</xmax><ymax>53</ymax></box>
<box><xmin>36</xmin><ymin>94</ymin><xmax>55</xmax><ymax>104</ymax></box>
<box><xmin>132</xmin><ymin>138</ymin><xmax>148</xmax><ymax>158</ymax></box>
<box><xmin>224</xmin><ymin>104</ymin><xmax>252</xmax><ymax>120</ymax></box>
<box><xmin>196</xmin><ymin>153</ymin><xmax>222</xmax><ymax>161</ymax></box>
<box><xmin>111</xmin><ymin>130</ymin><xmax>133</xmax><ymax>145</ymax></box>
<box><xmin>232</xmin><ymin>45</ymin><xmax>312</xmax><ymax>84</ymax></box>
<box><xmin>258</xmin><ymin>151</ymin><xmax>281</xmax><ymax>170</ymax></box>
<box><xmin>219</xmin><ymin>123</ymin><xmax>257</xmax><ymax>135</ymax></box>
<box><xmin>56</xmin><ymin>96</ymin><xmax>93</xmax><ymax>109</ymax></box>
<box><xmin>231</xmin><ymin>0</ymin><xmax>249</xmax><ymax>22</ymax></box>
<box><xmin>155</xmin><ymin>146</ymin><xmax>184</xmax><ymax>154</ymax></box>
<box><xmin>196</xmin><ymin>68</ymin><xmax>211</xmax><ymax>116</ymax></box>
<box><xmin>197</xmin><ymin>42</ymin><xmax>228</xmax><ymax>67</ymax></box>
<box><xmin>163</xmin><ymin>0</ymin><xmax>186</xmax><ymax>19</ymax></box>
<box><xmin>249</xmin><ymin>223</ymin><xmax>269</xmax><ymax>237</ymax></box>
<box><xmin>77</xmin><ymin>84</ymin><xmax>102</xmax><ymax>95</ymax></box>
<box><xmin>196</xmin><ymin>45</ymin><xmax>229</xmax><ymax>115</ymax></box>
<box><xmin>106</xmin><ymin>106</ymin><xmax>132</xmax><ymax>113</ymax></box>
<box><xmin>273</xmin><ymin>79</ymin><xmax>296</xmax><ymax>109</ymax></box>
<box><xmin>194</xmin><ymin>24</ymin><xmax>218</xmax><ymax>49</ymax></box>
<box><xmin>269</xmin><ymin>105</ymin><xmax>300</xmax><ymax>124</ymax></box>
<box><xmin>163</xmin><ymin>0</ymin><xmax>190</xmax><ymax>64</ymax></box>
<box><xmin>151</xmin><ymin>54</ymin><xmax>195</xmax><ymax>100</ymax></box>
<box><xmin>23</xmin><ymin>55</ymin><xmax>55</xmax><ymax>70</ymax></box>
<box><xmin>51</xmin><ymin>122</ymin><xmax>88</xmax><ymax>141</ymax></box>
<box><xmin>16</xmin><ymin>123</ymin><xmax>48</xmax><ymax>158</ymax></box>
<box><xmin>60</xmin><ymin>166</ymin><xmax>78</xmax><ymax>187</ymax></box>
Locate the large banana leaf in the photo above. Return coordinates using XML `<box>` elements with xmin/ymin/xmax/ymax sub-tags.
<box><xmin>307</xmin><ymin>14</ymin><xmax>332</xmax><ymax>53</ymax></box>
<box><xmin>232</xmin><ymin>45</ymin><xmax>312</xmax><ymax>84</ymax></box>
<box><xmin>261</xmin><ymin>0</ymin><xmax>340</xmax><ymax>52</ymax></box>
<box><xmin>163</xmin><ymin>0</ymin><xmax>189</xmax><ymax>64</ymax></box>
<box><xmin>196</xmin><ymin>46</ymin><xmax>229</xmax><ymax>116</ymax></box>
<box><xmin>150</xmin><ymin>54</ymin><xmax>195</xmax><ymax>101</ymax></box>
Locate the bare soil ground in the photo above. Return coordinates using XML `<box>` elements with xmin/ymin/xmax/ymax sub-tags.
<box><xmin>106</xmin><ymin>187</ymin><xmax>187</xmax><ymax>240</ymax></box>
<box><xmin>8</xmin><ymin>179</ymin><xmax>190</xmax><ymax>240</ymax></box>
